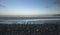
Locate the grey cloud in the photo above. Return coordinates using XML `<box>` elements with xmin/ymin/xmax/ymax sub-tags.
<box><xmin>45</xmin><ymin>0</ymin><xmax>60</xmax><ymax>8</ymax></box>
<box><xmin>0</xmin><ymin>0</ymin><xmax>6</xmax><ymax>7</ymax></box>
<box><xmin>53</xmin><ymin>0</ymin><xmax>60</xmax><ymax>4</ymax></box>
<box><xmin>0</xmin><ymin>4</ymin><xmax>5</xmax><ymax>7</ymax></box>
<box><xmin>52</xmin><ymin>0</ymin><xmax>60</xmax><ymax>5</ymax></box>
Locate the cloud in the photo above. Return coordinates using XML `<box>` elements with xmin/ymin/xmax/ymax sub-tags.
<box><xmin>0</xmin><ymin>0</ymin><xmax>5</xmax><ymax>7</ymax></box>
<box><xmin>53</xmin><ymin>0</ymin><xmax>60</xmax><ymax>4</ymax></box>
<box><xmin>0</xmin><ymin>4</ymin><xmax>5</xmax><ymax>7</ymax></box>
<box><xmin>52</xmin><ymin>0</ymin><xmax>60</xmax><ymax>6</ymax></box>
<box><xmin>45</xmin><ymin>0</ymin><xmax>60</xmax><ymax>8</ymax></box>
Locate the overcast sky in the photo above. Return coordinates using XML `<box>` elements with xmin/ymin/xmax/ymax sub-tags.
<box><xmin>0</xmin><ymin>0</ymin><xmax>60</xmax><ymax>16</ymax></box>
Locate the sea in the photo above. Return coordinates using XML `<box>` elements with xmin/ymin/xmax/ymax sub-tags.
<box><xmin>0</xmin><ymin>16</ymin><xmax>60</xmax><ymax>24</ymax></box>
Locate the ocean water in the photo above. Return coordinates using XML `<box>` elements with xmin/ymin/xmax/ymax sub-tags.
<box><xmin>0</xmin><ymin>17</ymin><xmax>60</xmax><ymax>24</ymax></box>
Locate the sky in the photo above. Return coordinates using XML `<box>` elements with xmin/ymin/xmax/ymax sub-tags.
<box><xmin>0</xmin><ymin>0</ymin><xmax>60</xmax><ymax>16</ymax></box>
